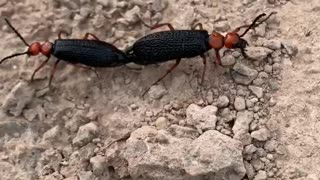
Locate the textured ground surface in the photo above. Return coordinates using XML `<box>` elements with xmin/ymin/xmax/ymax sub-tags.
<box><xmin>0</xmin><ymin>0</ymin><xmax>318</xmax><ymax>180</ymax></box>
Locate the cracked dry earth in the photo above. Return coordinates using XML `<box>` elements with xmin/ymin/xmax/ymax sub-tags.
<box><xmin>0</xmin><ymin>0</ymin><xmax>318</xmax><ymax>180</ymax></box>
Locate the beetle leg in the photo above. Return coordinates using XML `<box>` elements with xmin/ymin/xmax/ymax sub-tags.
<box><xmin>111</xmin><ymin>38</ymin><xmax>119</xmax><ymax>44</ymax></box>
<box><xmin>48</xmin><ymin>59</ymin><xmax>61</xmax><ymax>88</ymax></box>
<box><xmin>83</xmin><ymin>33</ymin><xmax>100</xmax><ymax>40</ymax></box>
<box><xmin>200</xmin><ymin>54</ymin><xmax>207</xmax><ymax>85</ymax></box>
<box><xmin>64</xmin><ymin>62</ymin><xmax>101</xmax><ymax>79</ymax></box>
<box><xmin>30</xmin><ymin>56</ymin><xmax>50</xmax><ymax>82</ymax></box>
<box><xmin>192</xmin><ymin>23</ymin><xmax>203</xmax><ymax>30</ymax></box>
<box><xmin>214</xmin><ymin>49</ymin><xmax>222</xmax><ymax>65</ymax></box>
<box><xmin>149</xmin><ymin>23</ymin><xmax>175</xmax><ymax>31</ymax></box>
<box><xmin>58</xmin><ymin>31</ymin><xmax>70</xmax><ymax>39</ymax></box>
<box><xmin>70</xmin><ymin>63</ymin><xmax>101</xmax><ymax>79</ymax></box>
<box><xmin>142</xmin><ymin>59</ymin><xmax>181</xmax><ymax>97</ymax></box>
<box><xmin>135</xmin><ymin>14</ymin><xmax>175</xmax><ymax>31</ymax></box>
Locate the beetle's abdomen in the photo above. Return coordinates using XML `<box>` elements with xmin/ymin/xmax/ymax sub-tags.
<box><xmin>52</xmin><ymin>40</ymin><xmax>129</xmax><ymax>67</ymax></box>
<box><xmin>130</xmin><ymin>30</ymin><xmax>211</xmax><ymax>65</ymax></box>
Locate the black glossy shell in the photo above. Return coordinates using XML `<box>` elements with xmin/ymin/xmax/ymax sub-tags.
<box><xmin>128</xmin><ymin>30</ymin><xmax>211</xmax><ymax>65</ymax></box>
<box><xmin>52</xmin><ymin>39</ymin><xmax>129</xmax><ymax>67</ymax></box>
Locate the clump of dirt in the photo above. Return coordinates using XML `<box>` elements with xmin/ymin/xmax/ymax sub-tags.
<box><xmin>0</xmin><ymin>0</ymin><xmax>317</xmax><ymax>180</ymax></box>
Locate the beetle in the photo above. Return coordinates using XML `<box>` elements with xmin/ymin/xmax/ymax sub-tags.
<box><xmin>126</xmin><ymin>12</ymin><xmax>275</xmax><ymax>96</ymax></box>
<box><xmin>0</xmin><ymin>18</ymin><xmax>131</xmax><ymax>87</ymax></box>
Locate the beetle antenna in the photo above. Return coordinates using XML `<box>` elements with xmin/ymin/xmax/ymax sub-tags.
<box><xmin>240</xmin><ymin>12</ymin><xmax>277</xmax><ymax>37</ymax></box>
<box><xmin>0</xmin><ymin>51</ymin><xmax>29</xmax><ymax>64</ymax></box>
<box><xmin>239</xmin><ymin>13</ymin><xmax>266</xmax><ymax>37</ymax></box>
<box><xmin>4</xmin><ymin>18</ymin><xmax>30</xmax><ymax>46</ymax></box>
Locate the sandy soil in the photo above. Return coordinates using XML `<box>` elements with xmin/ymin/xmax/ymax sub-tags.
<box><xmin>0</xmin><ymin>0</ymin><xmax>318</xmax><ymax>180</ymax></box>
<box><xmin>268</xmin><ymin>0</ymin><xmax>320</xmax><ymax>178</ymax></box>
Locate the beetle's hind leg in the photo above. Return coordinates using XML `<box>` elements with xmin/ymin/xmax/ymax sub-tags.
<box><xmin>142</xmin><ymin>59</ymin><xmax>181</xmax><ymax>97</ymax></box>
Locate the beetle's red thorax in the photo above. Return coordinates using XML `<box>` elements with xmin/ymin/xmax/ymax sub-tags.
<box><xmin>41</xmin><ymin>41</ymin><xmax>53</xmax><ymax>56</ymax></box>
<box><xmin>209</xmin><ymin>32</ymin><xmax>224</xmax><ymax>50</ymax></box>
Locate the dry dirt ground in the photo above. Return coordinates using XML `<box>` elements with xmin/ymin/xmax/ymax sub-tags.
<box><xmin>268</xmin><ymin>0</ymin><xmax>320</xmax><ymax>178</ymax></box>
<box><xmin>0</xmin><ymin>0</ymin><xmax>319</xmax><ymax>180</ymax></box>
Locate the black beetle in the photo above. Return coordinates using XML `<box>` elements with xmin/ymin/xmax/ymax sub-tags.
<box><xmin>126</xmin><ymin>12</ymin><xmax>275</xmax><ymax>96</ymax></box>
<box><xmin>1</xmin><ymin>18</ymin><xmax>131</xmax><ymax>87</ymax></box>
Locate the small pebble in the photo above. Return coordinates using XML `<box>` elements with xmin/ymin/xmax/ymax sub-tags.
<box><xmin>148</xmin><ymin>85</ymin><xmax>167</xmax><ymax>100</ymax></box>
<box><xmin>264</xmin><ymin>64</ymin><xmax>273</xmax><ymax>74</ymax></box>
<box><xmin>164</xmin><ymin>104</ymin><xmax>172</xmax><ymax>111</ymax></box>
<box><xmin>221</xmin><ymin>54</ymin><xmax>236</xmax><ymax>66</ymax></box>
<box><xmin>92</xmin><ymin>138</ymin><xmax>101</xmax><ymax>143</ymax></box>
<box><xmin>214</xmin><ymin>20</ymin><xmax>230</xmax><ymax>32</ymax></box>
<box><xmin>249</xmin><ymin>86</ymin><xmax>264</xmax><ymax>98</ymax></box>
<box><xmin>206</xmin><ymin>91</ymin><xmax>214</xmax><ymax>104</ymax></box>
<box><xmin>90</xmin><ymin>155</ymin><xmax>106</xmax><ymax>176</ymax></box>
<box><xmin>232</xmin><ymin>63</ymin><xmax>258</xmax><ymax>85</ymax></box>
<box><xmin>244</xmin><ymin>161</ymin><xmax>256</xmax><ymax>179</ymax></box>
<box><xmin>145</xmin><ymin>111</ymin><xmax>154</xmax><ymax>117</ymax></box>
<box><xmin>220</xmin><ymin>129</ymin><xmax>232</xmax><ymax>136</ymax></box>
<box><xmin>234</xmin><ymin>96</ymin><xmax>246</xmax><ymax>111</ymax></box>
<box><xmin>253</xmin><ymin>105</ymin><xmax>260</xmax><ymax>113</ymax></box>
<box><xmin>246</xmin><ymin>46</ymin><xmax>273</xmax><ymax>61</ymax></box>
<box><xmin>155</xmin><ymin>117</ymin><xmax>169</xmax><ymax>129</ymax></box>
<box><xmin>220</xmin><ymin>108</ymin><xmax>235</xmax><ymax>122</ymax></box>
<box><xmin>282</xmin><ymin>41</ymin><xmax>298</xmax><ymax>56</ymax></box>
<box><xmin>256</xmin><ymin>148</ymin><xmax>267</xmax><ymax>157</ymax></box>
<box><xmin>264</xmin><ymin>139</ymin><xmax>278</xmax><ymax>152</ymax></box>
<box><xmin>246</xmin><ymin>99</ymin><xmax>254</xmax><ymax>108</ymax></box>
<box><xmin>254</xmin><ymin>170</ymin><xmax>267</xmax><ymax>180</ymax></box>
<box><xmin>251</xmin><ymin>128</ymin><xmax>271</xmax><ymax>141</ymax></box>
<box><xmin>269</xmin><ymin>97</ymin><xmax>277</xmax><ymax>106</ymax></box>
<box><xmin>244</xmin><ymin>144</ymin><xmax>257</xmax><ymax>155</ymax></box>
<box><xmin>72</xmin><ymin>122</ymin><xmax>98</xmax><ymax>147</ymax></box>
<box><xmin>217</xmin><ymin>95</ymin><xmax>230</xmax><ymax>108</ymax></box>
<box><xmin>269</xmin><ymin>79</ymin><xmax>280</xmax><ymax>91</ymax></box>
<box><xmin>253</xmin><ymin>78</ymin><xmax>264</xmax><ymax>86</ymax></box>
<box><xmin>251</xmin><ymin>158</ymin><xmax>265</xmax><ymax>171</ymax></box>
<box><xmin>250</xmin><ymin>98</ymin><xmax>259</xmax><ymax>104</ymax></box>
<box><xmin>130</xmin><ymin>104</ymin><xmax>139</xmax><ymax>110</ymax></box>
<box><xmin>261</xmin><ymin>39</ymin><xmax>282</xmax><ymax>50</ymax></box>
<box><xmin>267</xmin><ymin>154</ymin><xmax>274</xmax><ymax>161</ymax></box>
<box><xmin>78</xmin><ymin>171</ymin><xmax>96</xmax><ymax>180</ymax></box>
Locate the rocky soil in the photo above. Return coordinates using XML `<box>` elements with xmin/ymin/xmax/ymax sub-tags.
<box><xmin>0</xmin><ymin>0</ymin><xmax>318</xmax><ymax>180</ymax></box>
